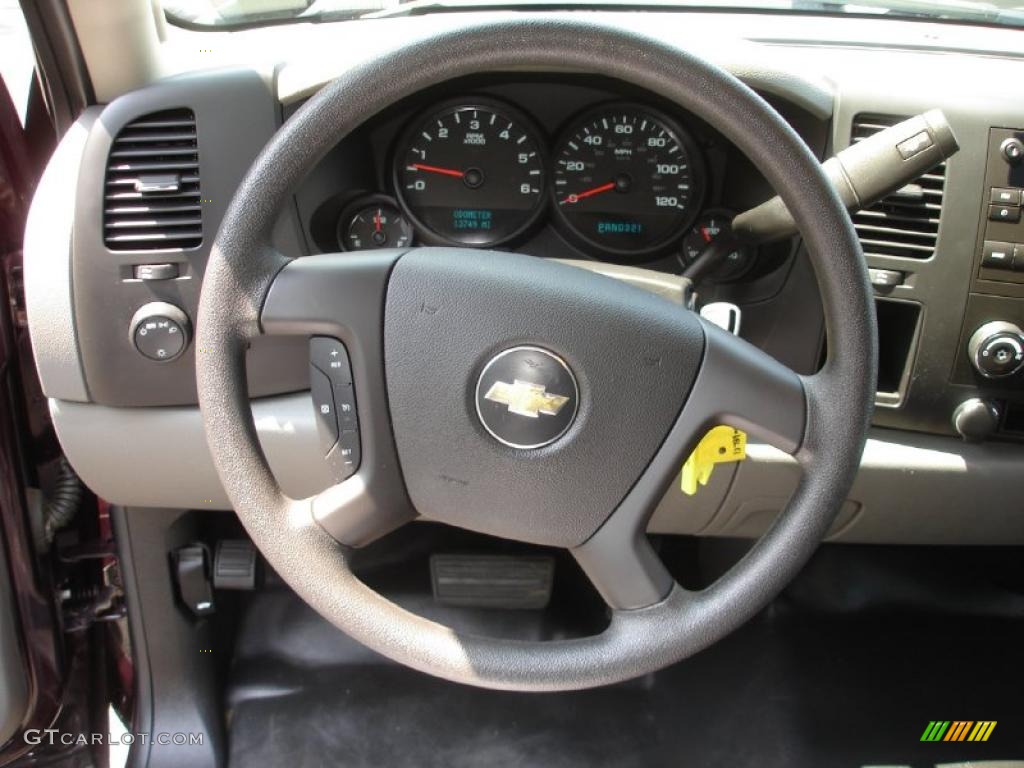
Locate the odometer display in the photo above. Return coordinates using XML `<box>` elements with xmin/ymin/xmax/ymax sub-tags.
<box><xmin>552</xmin><ymin>105</ymin><xmax>702</xmax><ymax>258</ymax></box>
<box><xmin>394</xmin><ymin>103</ymin><xmax>546</xmax><ymax>246</ymax></box>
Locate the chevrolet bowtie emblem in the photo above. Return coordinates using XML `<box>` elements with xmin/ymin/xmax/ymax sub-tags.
<box><xmin>476</xmin><ymin>346</ymin><xmax>578</xmax><ymax>449</ymax></box>
<box><xmin>483</xmin><ymin>379</ymin><xmax>570</xmax><ymax>418</ymax></box>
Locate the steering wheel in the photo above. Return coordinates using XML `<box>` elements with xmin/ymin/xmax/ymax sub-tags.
<box><xmin>197</xmin><ymin>19</ymin><xmax>875</xmax><ymax>691</ymax></box>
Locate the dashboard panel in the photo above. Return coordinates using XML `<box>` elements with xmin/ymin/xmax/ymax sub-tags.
<box><xmin>23</xmin><ymin>11</ymin><xmax>1024</xmax><ymax>545</ymax></box>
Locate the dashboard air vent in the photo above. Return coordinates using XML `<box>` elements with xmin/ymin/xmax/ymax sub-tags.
<box><xmin>850</xmin><ymin>114</ymin><xmax>945</xmax><ymax>260</ymax></box>
<box><xmin>103</xmin><ymin>109</ymin><xmax>202</xmax><ymax>251</ymax></box>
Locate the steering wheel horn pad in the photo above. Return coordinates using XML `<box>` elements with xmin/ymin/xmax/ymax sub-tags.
<box><xmin>384</xmin><ymin>247</ymin><xmax>703</xmax><ymax>549</ymax></box>
<box><xmin>197</xmin><ymin>19</ymin><xmax>875</xmax><ymax>691</ymax></box>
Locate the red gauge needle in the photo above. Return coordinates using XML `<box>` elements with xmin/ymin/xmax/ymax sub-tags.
<box><xmin>411</xmin><ymin>163</ymin><xmax>465</xmax><ymax>178</ymax></box>
<box><xmin>561</xmin><ymin>181</ymin><xmax>615</xmax><ymax>205</ymax></box>
<box><xmin>374</xmin><ymin>210</ymin><xmax>382</xmax><ymax>233</ymax></box>
<box><xmin>700</xmin><ymin>226</ymin><xmax>712</xmax><ymax>243</ymax></box>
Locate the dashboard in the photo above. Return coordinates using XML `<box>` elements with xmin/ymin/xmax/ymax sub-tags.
<box><xmin>23</xmin><ymin>11</ymin><xmax>1024</xmax><ymax>547</ymax></box>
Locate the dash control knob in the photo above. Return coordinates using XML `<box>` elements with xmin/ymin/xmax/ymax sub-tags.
<box><xmin>952</xmin><ymin>398</ymin><xmax>1000</xmax><ymax>442</ymax></box>
<box><xmin>130</xmin><ymin>302</ymin><xmax>191</xmax><ymax>362</ymax></box>
<box><xmin>968</xmin><ymin>321</ymin><xmax>1024</xmax><ymax>379</ymax></box>
<box><xmin>1000</xmin><ymin>137</ymin><xmax>1024</xmax><ymax>165</ymax></box>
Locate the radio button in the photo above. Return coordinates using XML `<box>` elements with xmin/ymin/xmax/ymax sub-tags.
<box><xmin>989</xmin><ymin>205</ymin><xmax>1021</xmax><ymax>223</ymax></box>
<box><xmin>990</xmin><ymin>187</ymin><xmax>1021</xmax><ymax>206</ymax></box>
<box><xmin>982</xmin><ymin>241</ymin><xmax>1014</xmax><ymax>269</ymax></box>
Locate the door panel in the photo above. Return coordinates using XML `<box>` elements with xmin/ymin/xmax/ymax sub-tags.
<box><xmin>0</xmin><ymin>534</ymin><xmax>26</xmax><ymax>747</ymax></box>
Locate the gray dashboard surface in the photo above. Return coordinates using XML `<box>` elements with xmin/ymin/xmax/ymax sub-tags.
<box><xmin>49</xmin><ymin>389</ymin><xmax>1024</xmax><ymax>545</ymax></box>
<box><xmin>24</xmin><ymin>108</ymin><xmax>97</xmax><ymax>403</ymax></box>
<box><xmin>27</xmin><ymin>10</ymin><xmax>1024</xmax><ymax>543</ymax></box>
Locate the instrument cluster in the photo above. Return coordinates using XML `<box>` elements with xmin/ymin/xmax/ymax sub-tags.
<box><xmin>337</xmin><ymin>96</ymin><xmax>727</xmax><ymax>267</ymax></box>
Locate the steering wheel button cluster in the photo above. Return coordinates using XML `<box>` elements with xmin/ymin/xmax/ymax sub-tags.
<box><xmin>309</xmin><ymin>337</ymin><xmax>361</xmax><ymax>480</ymax></box>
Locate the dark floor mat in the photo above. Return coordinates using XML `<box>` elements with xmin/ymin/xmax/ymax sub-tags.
<box><xmin>227</xmin><ymin>593</ymin><xmax>1024</xmax><ymax>768</ymax></box>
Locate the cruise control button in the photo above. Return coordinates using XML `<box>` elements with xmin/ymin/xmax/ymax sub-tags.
<box><xmin>338</xmin><ymin>431</ymin><xmax>361</xmax><ymax>469</ymax></box>
<box><xmin>989</xmin><ymin>204</ymin><xmax>1021</xmax><ymax>223</ymax></box>
<box><xmin>310</xmin><ymin>337</ymin><xmax>353</xmax><ymax>386</ymax></box>
<box><xmin>334</xmin><ymin>385</ymin><xmax>358</xmax><ymax>429</ymax></box>
<box><xmin>982</xmin><ymin>241</ymin><xmax>1014</xmax><ymax>269</ymax></box>
<box><xmin>327</xmin><ymin>430</ymin><xmax>361</xmax><ymax>479</ymax></box>
<box><xmin>310</xmin><ymin>366</ymin><xmax>339</xmax><ymax>453</ymax></box>
<box><xmin>990</xmin><ymin>187</ymin><xmax>1022</xmax><ymax>206</ymax></box>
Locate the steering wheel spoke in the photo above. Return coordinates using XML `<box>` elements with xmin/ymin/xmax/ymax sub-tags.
<box><xmin>260</xmin><ymin>250</ymin><xmax>406</xmax><ymax>338</ymax></box>
<box><xmin>572</xmin><ymin>526</ymin><xmax>676</xmax><ymax>611</ymax></box>
<box><xmin>260</xmin><ymin>251</ymin><xmax>414</xmax><ymax>547</ymax></box>
<box><xmin>686</xmin><ymin>320</ymin><xmax>807</xmax><ymax>456</ymax></box>
<box><xmin>307</xmin><ymin>476</ymin><xmax>415</xmax><ymax>547</ymax></box>
<box><xmin>572</xmin><ymin>320</ymin><xmax>806</xmax><ymax>610</ymax></box>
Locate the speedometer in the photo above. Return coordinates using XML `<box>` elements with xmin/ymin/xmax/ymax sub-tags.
<box><xmin>394</xmin><ymin>101</ymin><xmax>546</xmax><ymax>247</ymax></box>
<box><xmin>551</xmin><ymin>105</ymin><xmax>703</xmax><ymax>259</ymax></box>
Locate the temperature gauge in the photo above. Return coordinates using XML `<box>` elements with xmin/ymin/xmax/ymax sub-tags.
<box><xmin>679</xmin><ymin>212</ymin><xmax>754</xmax><ymax>282</ymax></box>
<box><xmin>339</xmin><ymin>199</ymin><xmax>413</xmax><ymax>251</ymax></box>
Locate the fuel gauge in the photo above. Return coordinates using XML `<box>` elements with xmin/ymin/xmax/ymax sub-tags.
<box><xmin>679</xmin><ymin>212</ymin><xmax>754</xmax><ymax>282</ymax></box>
<box><xmin>339</xmin><ymin>198</ymin><xmax>413</xmax><ymax>251</ymax></box>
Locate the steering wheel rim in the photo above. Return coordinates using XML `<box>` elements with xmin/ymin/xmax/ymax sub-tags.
<box><xmin>196</xmin><ymin>18</ymin><xmax>876</xmax><ymax>691</ymax></box>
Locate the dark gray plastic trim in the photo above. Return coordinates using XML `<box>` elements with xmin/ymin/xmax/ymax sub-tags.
<box><xmin>827</xmin><ymin>79</ymin><xmax>1021</xmax><ymax>438</ymax></box>
<box><xmin>69</xmin><ymin>68</ymin><xmax>308</xmax><ymax>407</ymax></box>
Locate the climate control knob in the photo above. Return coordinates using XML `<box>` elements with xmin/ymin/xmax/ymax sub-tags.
<box><xmin>968</xmin><ymin>321</ymin><xmax>1024</xmax><ymax>379</ymax></box>
<box><xmin>129</xmin><ymin>302</ymin><xmax>191</xmax><ymax>362</ymax></box>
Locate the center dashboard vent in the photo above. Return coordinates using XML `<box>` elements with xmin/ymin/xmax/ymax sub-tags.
<box><xmin>850</xmin><ymin>114</ymin><xmax>946</xmax><ymax>260</ymax></box>
<box><xmin>103</xmin><ymin>108</ymin><xmax>202</xmax><ymax>251</ymax></box>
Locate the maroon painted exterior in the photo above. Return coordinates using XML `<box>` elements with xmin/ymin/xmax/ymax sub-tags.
<box><xmin>0</xmin><ymin>75</ymin><xmax>65</xmax><ymax>765</ymax></box>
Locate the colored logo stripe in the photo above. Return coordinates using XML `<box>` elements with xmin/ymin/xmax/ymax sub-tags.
<box><xmin>944</xmin><ymin>721</ymin><xmax>973</xmax><ymax>741</ymax></box>
<box><xmin>968</xmin><ymin>721</ymin><xmax>997</xmax><ymax>741</ymax></box>
<box><xmin>920</xmin><ymin>720</ymin><xmax>996</xmax><ymax>742</ymax></box>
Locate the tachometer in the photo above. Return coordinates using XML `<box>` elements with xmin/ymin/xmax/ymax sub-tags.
<box><xmin>394</xmin><ymin>102</ymin><xmax>546</xmax><ymax>247</ymax></box>
<box><xmin>552</xmin><ymin>105</ymin><xmax>703</xmax><ymax>259</ymax></box>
